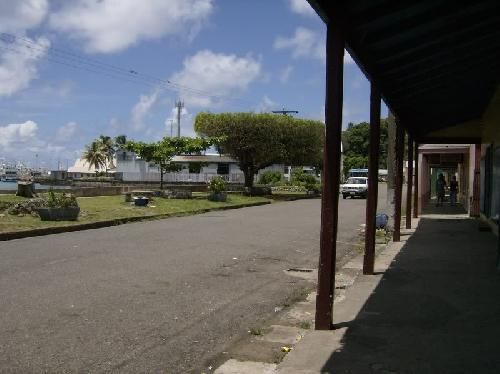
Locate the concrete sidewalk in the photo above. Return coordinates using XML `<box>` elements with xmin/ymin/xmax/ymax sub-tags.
<box><xmin>216</xmin><ymin>209</ymin><xmax>500</xmax><ymax>373</ymax></box>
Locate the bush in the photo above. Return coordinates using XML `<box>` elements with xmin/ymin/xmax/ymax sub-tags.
<box><xmin>207</xmin><ymin>176</ymin><xmax>227</xmax><ymax>193</ymax></box>
<box><xmin>7</xmin><ymin>198</ymin><xmax>47</xmax><ymax>216</ymax></box>
<box><xmin>258</xmin><ymin>171</ymin><xmax>282</xmax><ymax>185</ymax></box>
<box><xmin>46</xmin><ymin>191</ymin><xmax>79</xmax><ymax>208</ymax></box>
<box><xmin>291</xmin><ymin>167</ymin><xmax>319</xmax><ymax>191</ymax></box>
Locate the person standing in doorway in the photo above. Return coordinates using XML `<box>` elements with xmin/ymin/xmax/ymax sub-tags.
<box><xmin>449</xmin><ymin>175</ymin><xmax>458</xmax><ymax>206</ymax></box>
<box><xmin>436</xmin><ymin>173</ymin><xmax>447</xmax><ymax>207</ymax></box>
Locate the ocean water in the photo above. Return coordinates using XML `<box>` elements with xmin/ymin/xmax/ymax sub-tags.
<box><xmin>0</xmin><ymin>181</ymin><xmax>72</xmax><ymax>191</ymax></box>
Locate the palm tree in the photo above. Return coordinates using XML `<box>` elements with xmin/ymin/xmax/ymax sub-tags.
<box><xmin>99</xmin><ymin>135</ymin><xmax>115</xmax><ymax>170</ymax></box>
<box><xmin>82</xmin><ymin>141</ymin><xmax>107</xmax><ymax>173</ymax></box>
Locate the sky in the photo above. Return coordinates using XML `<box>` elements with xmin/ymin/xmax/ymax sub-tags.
<box><xmin>0</xmin><ymin>0</ymin><xmax>386</xmax><ymax>169</ymax></box>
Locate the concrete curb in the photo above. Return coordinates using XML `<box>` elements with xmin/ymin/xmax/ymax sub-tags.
<box><xmin>0</xmin><ymin>201</ymin><xmax>271</xmax><ymax>241</ymax></box>
<box><xmin>213</xmin><ymin>226</ymin><xmax>399</xmax><ymax>374</ymax></box>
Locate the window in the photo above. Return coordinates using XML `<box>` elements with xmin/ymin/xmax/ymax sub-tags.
<box><xmin>217</xmin><ymin>163</ymin><xmax>229</xmax><ymax>175</ymax></box>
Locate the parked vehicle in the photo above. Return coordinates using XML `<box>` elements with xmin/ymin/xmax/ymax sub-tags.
<box><xmin>348</xmin><ymin>168</ymin><xmax>368</xmax><ymax>178</ymax></box>
<box><xmin>341</xmin><ymin>177</ymin><xmax>368</xmax><ymax>199</ymax></box>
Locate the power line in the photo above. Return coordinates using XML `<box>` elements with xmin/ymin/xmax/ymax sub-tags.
<box><xmin>0</xmin><ymin>32</ymin><xmax>247</xmax><ymax>105</ymax></box>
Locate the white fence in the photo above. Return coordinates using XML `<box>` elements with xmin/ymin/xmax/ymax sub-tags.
<box><xmin>122</xmin><ymin>172</ymin><xmax>245</xmax><ymax>184</ymax></box>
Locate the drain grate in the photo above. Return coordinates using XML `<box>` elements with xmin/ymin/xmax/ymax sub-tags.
<box><xmin>287</xmin><ymin>268</ymin><xmax>313</xmax><ymax>273</ymax></box>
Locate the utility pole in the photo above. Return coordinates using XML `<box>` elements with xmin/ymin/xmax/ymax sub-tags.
<box><xmin>175</xmin><ymin>100</ymin><xmax>184</xmax><ymax>138</ymax></box>
<box><xmin>167</xmin><ymin>120</ymin><xmax>174</xmax><ymax>137</ymax></box>
<box><xmin>272</xmin><ymin>108</ymin><xmax>298</xmax><ymax>116</ymax></box>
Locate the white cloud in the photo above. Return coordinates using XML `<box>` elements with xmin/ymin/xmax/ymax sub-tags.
<box><xmin>0</xmin><ymin>0</ymin><xmax>48</xmax><ymax>33</ymax></box>
<box><xmin>40</xmin><ymin>80</ymin><xmax>75</xmax><ymax>98</ymax></box>
<box><xmin>0</xmin><ymin>36</ymin><xmax>50</xmax><ymax>96</ymax></box>
<box><xmin>131</xmin><ymin>90</ymin><xmax>160</xmax><ymax>130</ymax></box>
<box><xmin>49</xmin><ymin>0</ymin><xmax>214</xmax><ymax>53</ymax></box>
<box><xmin>55</xmin><ymin>121</ymin><xmax>78</xmax><ymax>142</ymax></box>
<box><xmin>169</xmin><ymin>50</ymin><xmax>261</xmax><ymax>108</ymax></box>
<box><xmin>280</xmin><ymin>65</ymin><xmax>294</xmax><ymax>83</ymax></box>
<box><xmin>0</xmin><ymin>119</ymin><xmax>87</xmax><ymax>165</ymax></box>
<box><xmin>274</xmin><ymin>27</ymin><xmax>354</xmax><ymax>65</ymax></box>
<box><xmin>255</xmin><ymin>96</ymin><xmax>277</xmax><ymax>113</ymax></box>
<box><xmin>274</xmin><ymin>27</ymin><xmax>324</xmax><ymax>61</ymax></box>
<box><xmin>0</xmin><ymin>120</ymin><xmax>39</xmax><ymax>149</ymax></box>
<box><xmin>288</xmin><ymin>0</ymin><xmax>316</xmax><ymax>17</ymax></box>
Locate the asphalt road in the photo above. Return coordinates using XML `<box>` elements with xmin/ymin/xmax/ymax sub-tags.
<box><xmin>0</xmin><ymin>187</ymin><xmax>386</xmax><ymax>373</ymax></box>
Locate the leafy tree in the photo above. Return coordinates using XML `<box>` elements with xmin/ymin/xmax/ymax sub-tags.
<box><xmin>342</xmin><ymin>118</ymin><xmax>389</xmax><ymax>178</ymax></box>
<box><xmin>114</xmin><ymin>135</ymin><xmax>127</xmax><ymax>149</ymax></box>
<box><xmin>82</xmin><ymin>140</ymin><xmax>107</xmax><ymax>172</ymax></box>
<box><xmin>194</xmin><ymin>112</ymin><xmax>324</xmax><ymax>188</ymax></box>
<box><xmin>125</xmin><ymin>136</ymin><xmax>213</xmax><ymax>189</ymax></box>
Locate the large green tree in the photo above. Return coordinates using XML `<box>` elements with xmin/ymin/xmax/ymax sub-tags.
<box><xmin>341</xmin><ymin>119</ymin><xmax>389</xmax><ymax>178</ymax></box>
<box><xmin>125</xmin><ymin>137</ymin><xmax>213</xmax><ymax>189</ymax></box>
<box><xmin>194</xmin><ymin>112</ymin><xmax>324</xmax><ymax>188</ymax></box>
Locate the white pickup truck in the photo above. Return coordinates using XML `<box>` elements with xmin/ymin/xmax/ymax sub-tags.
<box><xmin>341</xmin><ymin>177</ymin><xmax>368</xmax><ymax>199</ymax></box>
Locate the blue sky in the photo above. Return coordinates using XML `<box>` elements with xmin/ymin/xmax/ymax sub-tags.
<box><xmin>0</xmin><ymin>0</ymin><xmax>386</xmax><ymax>169</ymax></box>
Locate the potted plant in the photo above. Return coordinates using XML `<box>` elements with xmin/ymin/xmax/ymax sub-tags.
<box><xmin>37</xmin><ymin>191</ymin><xmax>80</xmax><ymax>221</ymax></box>
<box><xmin>133</xmin><ymin>196</ymin><xmax>149</xmax><ymax>206</ymax></box>
<box><xmin>207</xmin><ymin>176</ymin><xmax>228</xmax><ymax>202</ymax></box>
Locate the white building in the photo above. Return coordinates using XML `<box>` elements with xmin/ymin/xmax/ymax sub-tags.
<box><xmin>114</xmin><ymin>150</ymin><xmax>284</xmax><ymax>184</ymax></box>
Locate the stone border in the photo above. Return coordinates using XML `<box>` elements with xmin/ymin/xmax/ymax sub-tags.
<box><xmin>0</xmin><ymin>201</ymin><xmax>271</xmax><ymax>241</ymax></box>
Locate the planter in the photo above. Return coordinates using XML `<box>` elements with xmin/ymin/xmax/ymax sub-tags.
<box><xmin>38</xmin><ymin>207</ymin><xmax>80</xmax><ymax>221</ymax></box>
<box><xmin>244</xmin><ymin>186</ymin><xmax>272</xmax><ymax>196</ymax></box>
<box><xmin>208</xmin><ymin>192</ymin><xmax>227</xmax><ymax>202</ymax></box>
<box><xmin>133</xmin><ymin>196</ymin><xmax>149</xmax><ymax>207</ymax></box>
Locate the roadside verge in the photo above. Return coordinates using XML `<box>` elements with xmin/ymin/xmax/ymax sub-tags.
<box><xmin>0</xmin><ymin>201</ymin><xmax>271</xmax><ymax>241</ymax></box>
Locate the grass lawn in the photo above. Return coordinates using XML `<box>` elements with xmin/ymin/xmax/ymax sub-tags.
<box><xmin>0</xmin><ymin>194</ymin><xmax>270</xmax><ymax>233</ymax></box>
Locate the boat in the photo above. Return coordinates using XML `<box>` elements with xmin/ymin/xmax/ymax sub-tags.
<box><xmin>2</xmin><ymin>166</ymin><xmax>18</xmax><ymax>182</ymax></box>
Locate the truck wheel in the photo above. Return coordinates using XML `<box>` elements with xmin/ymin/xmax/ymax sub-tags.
<box><xmin>342</xmin><ymin>194</ymin><xmax>347</xmax><ymax>199</ymax></box>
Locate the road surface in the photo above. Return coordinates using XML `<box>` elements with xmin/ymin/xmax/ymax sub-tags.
<box><xmin>0</xmin><ymin>188</ymin><xmax>386</xmax><ymax>373</ymax></box>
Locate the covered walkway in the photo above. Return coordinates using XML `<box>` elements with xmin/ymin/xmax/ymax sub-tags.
<box><xmin>277</xmin><ymin>207</ymin><xmax>500</xmax><ymax>373</ymax></box>
<box><xmin>324</xmin><ymin>212</ymin><xmax>499</xmax><ymax>373</ymax></box>
<box><xmin>306</xmin><ymin>0</ymin><xmax>500</xmax><ymax>331</ymax></box>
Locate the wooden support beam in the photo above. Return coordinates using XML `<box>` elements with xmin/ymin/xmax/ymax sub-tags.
<box><xmin>363</xmin><ymin>84</ymin><xmax>380</xmax><ymax>275</ymax></box>
<box><xmin>315</xmin><ymin>19</ymin><xmax>344</xmax><ymax>331</ymax></box>
<box><xmin>393</xmin><ymin>120</ymin><xmax>404</xmax><ymax>242</ymax></box>
<box><xmin>406</xmin><ymin>135</ymin><xmax>414</xmax><ymax>229</ymax></box>
<box><xmin>413</xmin><ymin>142</ymin><xmax>419</xmax><ymax>218</ymax></box>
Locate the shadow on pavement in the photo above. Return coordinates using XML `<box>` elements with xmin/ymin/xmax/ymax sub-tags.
<box><xmin>322</xmin><ymin>216</ymin><xmax>500</xmax><ymax>374</ymax></box>
<box><xmin>422</xmin><ymin>199</ymin><xmax>467</xmax><ymax>216</ymax></box>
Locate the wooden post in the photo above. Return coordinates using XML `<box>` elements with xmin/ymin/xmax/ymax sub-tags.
<box><xmin>315</xmin><ymin>20</ymin><xmax>344</xmax><ymax>331</ymax></box>
<box><xmin>471</xmin><ymin>143</ymin><xmax>481</xmax><ymax>217</ymax></box>
<box><xmin>405</xmin><ymin>136</ymin><xmax>414</xmax><ymax>229</ymax></box>
<box><xmin>363</xmin><ymin>84</ymin><xmax>380</xmax><ymax>275</ymax></box>
<box><xmin>413</xmin><ymin>142</ymin><xmax>419</xmax><ymax>218</ymax></box>
<box><xmin>393</xmin><ymin>121</ymin><xmax>404</xmax><ymax>242</ymax></box>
